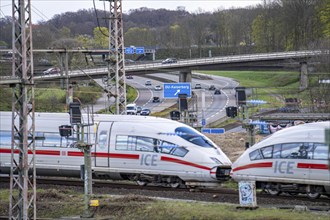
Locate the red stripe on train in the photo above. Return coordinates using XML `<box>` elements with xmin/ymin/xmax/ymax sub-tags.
<box><xmin>34</xmin><ymin>150</ymin><xmax>60</xmax><ymax>156</ymax></box>
<box><xmin>109</xmin><ymin>153</ymin><xmax>139</xmax><ymax>159</ymax></box>
<box><xmin>232</xmin><ymin>162</ymin><xmax>273</xmax><ymax>172</ymax></box>
<box><xmin>1</xmin><ymin>148</ymin><xmax>139</xmax><ymax>159</ymax></box>
<box><xmin>0</xmin><ymin>149</ymin><xmax>60</xmax><ymax>156</ymax></box>
<box><xmin>161</xmin><ymin>156</ymin><xmax>210</xmax><ymax>171</ymax></box>
<box><xmin>297</xmin><ymin>163</ymin><xmax>329</xmax><ymax>170</ymax></box>
<box><xmin>69</xmin><ymin>151</ymin><xmax>139</xmax><ymax>159</ymax></box>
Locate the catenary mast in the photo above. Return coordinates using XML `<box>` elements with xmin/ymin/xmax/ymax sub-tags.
<box><xmin>102</xmin><ymin>0</ymin><xmax>127</xmax><ymax>114</ymax></box>
<box><xmin>9</xmin><ymin>0</ymin><xmax>36</xmax><ymax>219</ymax></box>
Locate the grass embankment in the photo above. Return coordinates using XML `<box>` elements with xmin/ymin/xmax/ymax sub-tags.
<box><xmin>0</xmin><ymin>189</ymin><xmax>328</xmax><ymax>219</ymax></box>
<box><xmin>200</xmin><ymin>70</ymin><xmax>301</xmax><ymax>108</ymax></box>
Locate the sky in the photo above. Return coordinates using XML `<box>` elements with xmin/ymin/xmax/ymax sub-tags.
<box><xmin>0</xmin><ymin>0</ymin><xmax>262</xmax><ymax>22</ymax></box>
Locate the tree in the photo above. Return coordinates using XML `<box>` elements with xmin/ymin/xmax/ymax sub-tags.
<box><xmin>168</xmin><ymin>24</ymin><xmax>190</xmax><ymax>48</ymax></box>
<box><xmin>278</xmin><ymin>0</ymin><xmax>321</xmax><ymax>50</ymax></box>
<box><xmin>0</xmin><ymin>17</ymin><xmax>12</xmax><ymax>47</ymax></box>
<box><xmin>93</xmin><ymin>27</ymin><xmax>109</xmax><ymax>49</ymax></box>
<box><xmin>186</xmin><ymin>9</ymin><xmax>212</xmax><ymax>57</ymax></box>
<box><xmin>124</xmin><ymin>27</ymin><xmax>157</xmax><ymax>47</ymax></box>
<box><xmin>317</xmin><ymin>0</ymin><xmax>330</xmax><ymax>38</ymax></box>
<box><xmin>59</xmin><ymin>27</ymin><xmax>71</xmax><ymax>38</ymax></box>
<box><xmin>32</xmin><ymin>24</ymin><xmax>57</xmax><ymax>49</ymax></box>
<box><xmin>251</xmin><ymin>2</ymin><xmax>282</xmax><ymax>52</ymax></box>
<box><xmin>76</xmin><ymin>35</ymin><xmax>94</xmax><ymax>49</ymax></box>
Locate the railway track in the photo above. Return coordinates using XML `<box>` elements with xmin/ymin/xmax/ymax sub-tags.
<box><xmin>1</xmin><ymin>176</ymin><xmax>329</xmax><ymax>212</ymax></box>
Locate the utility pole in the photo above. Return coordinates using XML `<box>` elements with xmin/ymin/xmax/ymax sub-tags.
<box><xmin>102</xmin><ymin>0</ymin><xmax>126</xmax><ymax>114</ymax></box>
<box><xmin>9</xmin><ymin>0</ymin><xmax>36</xmax><ymax>219</ymax></box>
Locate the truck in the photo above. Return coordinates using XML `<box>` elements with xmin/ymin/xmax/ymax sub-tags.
<box><xmin>126</xmin><ymin>103</ymin><xmax>138</xmax><ymax>115</ymax></box>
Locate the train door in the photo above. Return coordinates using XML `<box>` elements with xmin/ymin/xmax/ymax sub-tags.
<box><xmin>94</xmin><ymin>121</ymin><xmax>113</xmax><ymax>167</ymax></box>
<box><xmin>309</xmin><ymin>143</ymin><xmax>330</xmax><ymax>184</ymax></box>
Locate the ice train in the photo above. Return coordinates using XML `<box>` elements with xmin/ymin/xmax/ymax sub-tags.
<box><xmin>231</xmin><ymin>121</ymin><xmax>330</xmax><ymax>199</ymax></box>
<box><xmin>0</xmin><ymin>112</ymin><xmax>232</xmax><ymax>188</ymax></box>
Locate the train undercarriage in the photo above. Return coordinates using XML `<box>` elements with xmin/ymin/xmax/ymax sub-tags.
<box><xmin>126</xmin><ymin>173</ymin><xmax>185</xmax><ymax>188</ymax></box>
<box><xmin>258</xmin><ymin>182</ymin><xmax>330</xmax><ymax>199</ymax></box>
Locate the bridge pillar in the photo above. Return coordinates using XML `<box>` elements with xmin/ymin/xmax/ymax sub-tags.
<box><xmin>152</xmin><ymin>52</ymin><xmax>155</xmax><ymax>61</ymax></box>
<box><xmin>179</xmin><ymin>70</ymin><xmax>192</xmax><ymax>83</ymax></box>
<box><xmin>300</xmin><ymin>61</ymin><xmax>308</xmax><ymax>90</ymax></box>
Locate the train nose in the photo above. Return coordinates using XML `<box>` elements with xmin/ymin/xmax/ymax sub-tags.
<box><xmin>210</xmin><ymin>166</ymin><xmax>231</xmax><ymax>181</ymax></box>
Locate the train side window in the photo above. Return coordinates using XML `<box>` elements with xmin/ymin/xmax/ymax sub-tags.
<box><xmin>159</xmin><ymin>141</ymin><xmax>177</xmax><ymax>154</ymax></box>
<box><xmin>260</xmin><ymin>146</ymin><xmax>273</xmax><ymax>159</ymax></box>
<box><xmin>249</xmin><ymin>149</ymin><xmax>262</xmax><ymax>161</ymax></box>
<box><xmin>0</xmin><ymin>131</ymin><xmax>12</xmax><ymax>147</ymax></box>
<box><xmin>175</xmin><ymin>126</ymin><xmax>216</xmax><ymax>148</ymax></box>
<box><xmin>305</xmin><ymin>143</ymin><xmax>314</xmax><ymax>159</ymax></box>
<box><xmin>313</xmin><ymin>144</ymin><xmax>328</xmax><ymax>160</ymax></box>
<box><xmin>296</xmin><ymin>143</ymin><xmax>313</xmax><ymax>159</ymax></box>
<box><xmin>273</xmin><ymin>144</ymin><xmax>281</xmax><ymax>158</ymax></box>
<box><xmin>43</xmin><ymin>132</ymin><xmax>61</xmax><ymax>147</ymax></box>
<box><xmin>171</xmin><ymin>147</ymin><xmax>188</xmax><ymax>157</ymax></box>
<box><xmin>281</xmin><ymin>143</ymin><xmax>302</xmax><ymax>159</ymax></box>
<box><xmin>136</xmin><ymin>137</ymin><xmax>154</xmax><ymax>152</ymax></box>
<box><xmin>116</xmin><ymin>135</ymin><xmax>128</xmax><ymax>150</ymax></box>
<box><xmin>127</xmin><ymin>136</ymin><xmax>137</xmax><ymax>151</ymax></box>
<box><xmin>98</xmin><ymin>130</ymin><xmax>108</xmax><ymax>150</ymax></box>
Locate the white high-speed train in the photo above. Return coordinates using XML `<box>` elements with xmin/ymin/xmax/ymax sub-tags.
<box><xmin>0</xmin><ymin>112</ymin><xmax>232</xmax><ymax>188</ymax></box>
<box><xmin>231</xmin><ymin>121</ymin><xmax>330</xmax><ymax>199</ymax></box>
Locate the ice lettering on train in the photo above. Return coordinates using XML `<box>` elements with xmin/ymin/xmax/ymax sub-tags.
<box><xmin>274</xmin><ymin>161</ymin><xmax>294</xmax><ymax>174</ymax></box>
<box><xmin>140</xmin><ymin>154</ymin><xmax>158</xmax><ymax>166</ymax></box>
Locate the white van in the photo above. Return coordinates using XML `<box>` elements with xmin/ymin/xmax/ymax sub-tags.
<box><xmin>126</xmin><ymin>103</ymin><xmax>137</xmax><ymax>115</ymax></box>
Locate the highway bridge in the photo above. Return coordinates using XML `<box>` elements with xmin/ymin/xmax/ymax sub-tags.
<box><xmin>0</xmin><ymin>50</ymin><xmax>328</xmax><ymax>84</ymax></box>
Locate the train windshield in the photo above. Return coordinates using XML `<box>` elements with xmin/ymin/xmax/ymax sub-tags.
<box><xmin>175</xmin><ymin>127</ymin><xmax>216</xmax><ymax>148</ymax></box>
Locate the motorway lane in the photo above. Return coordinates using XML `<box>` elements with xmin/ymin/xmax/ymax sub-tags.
<box><xmin>126</xmin><ymin>76</ymin><xmax>177</xmax><ymax>114</ymax></box>
<box><xmin>90</xmin><ymin>73</ymin><xmax>238</xmax><ymax>126</ymax></box>
<box><xmin>192</xmin><ymin>74</ymin><xmax>238</xmax><ymax>126</ymax></box>
<box><xmin>151</xmin><ymin>72</ymin><xmax>238</xmax><ymax>126</ymax></box>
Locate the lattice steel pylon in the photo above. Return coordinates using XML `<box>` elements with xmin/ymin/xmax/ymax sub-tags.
<box><xmin>104</xmin><ymin>0</ymin><xmax>127</xmax><ymax>114</ymax></box>
<box><xmin>9</xmin><ymin>0</ymin><xmax>36</xmax><ymax>219</ymax></box>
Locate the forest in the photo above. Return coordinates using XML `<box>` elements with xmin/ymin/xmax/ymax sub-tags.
<box><xmin>0</xmin><ymin>0</ymin><xmax>329</xmax><ymax>58</ymax></box>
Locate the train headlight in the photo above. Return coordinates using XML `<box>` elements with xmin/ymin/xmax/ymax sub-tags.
<box><xmin>210</xmin><ymin>157</ymin><xmax>222</xmax><ymax>164</ymax></box>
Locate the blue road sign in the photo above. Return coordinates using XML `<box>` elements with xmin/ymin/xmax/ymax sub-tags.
<box><xmin>163</xmin><ymin>83</ymin><xmax>191</xmax><ymax>99</ymax></box>
<box><xmin>135</xmin><ymin>47</ymin><xmax>145</xmax><ymax>54</ymax></box>
<box><xmin>125</xmin><ymin>47</ymin><xmax>134</xmax><ymax>54</ymax></box>
<box><xmin>201</xmin><ymin>128</ymin><xmax>225</xmax><ymax>134</ymax></box>
<box><xmin>202</xmin><ymin>119</ymin><xmax>206</xmax><ymax>126</ymax></box>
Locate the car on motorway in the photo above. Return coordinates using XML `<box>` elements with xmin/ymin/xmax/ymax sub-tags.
<box><xmin>209</xmin><ymin>85</ymin><xmax>216</xmax><ymax>90</ymax></box>
<box><xmin>140</xmin><ymin>108</ymin><xmax>151</xmax><ymax>116</ymax></box>
<box><xmin>195</xmin><ymin>83</ymin><xmax>202</xmax><ymax>89</ymax></box>
<box><xmin>137</xmin><ymin>106</ymin><xmax>142</xmax><ymax>114</ymax></box>
<box><xmin>154</xmin><ymin>85</ymin><xmax>162</xmax><ymax>91</ymax></box>
<box><xmin>161</xmin><ymin>58</ymin><xmax>177</xmax><ymax>64</ymax></box>
<box><xmin>214</xmin><ymin>89</ymin><xmax>221</xmax><ymax>95</ymax></box>
<box><xmin>126</xmin><ymin>75</ymin><xmax>133</xmax><ymax>79</ymax></box>
<box><xmin>43</xmin><ymin>67</ymin><xmax>60</xmax><ymax>75</ymax></box>
<box><xmin>125</xmin><ymin>59</ymin><xmax>135</xmax><ymax>65</ymax></box>
<box><xmin>145</xmin><ymin>80</ymin><xmax>152</xmax><ymax>86</ymax></box>
<box><xmin>152</xmin><ymin>97</ymin><xmax>160</xmax><ymax>103</ymax></box>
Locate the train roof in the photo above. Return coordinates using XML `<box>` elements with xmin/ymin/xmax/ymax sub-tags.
<box><xmin>252</xmin><ymin>121</ymin><xmax>330</xmax><ymax>149</ymax></box>
<box><xmin>0</xmin><ymin>111</ymin><xmax>186</xmax><ymax>132</ymax></box>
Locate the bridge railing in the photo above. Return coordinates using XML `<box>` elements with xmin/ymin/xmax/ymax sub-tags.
<box><xmin>0</xmin><ymin>50</ymin><xmax>328</xmax><ymax>83</ymax></box>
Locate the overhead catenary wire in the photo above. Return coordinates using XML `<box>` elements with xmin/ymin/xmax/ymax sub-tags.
<box><xmin>93</xmin><ymin>0</ymin><xmax>109</xmax><ymax>38</ymax></box>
